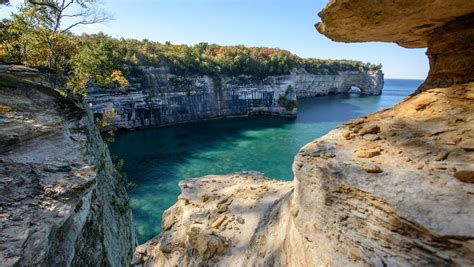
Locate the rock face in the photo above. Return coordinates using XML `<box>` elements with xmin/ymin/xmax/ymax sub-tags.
<box><xmin>316</xmin><ymin>1</ymin><xmax>474</xmax><ymax>90</ymax></box>
<box><xmin>134</xmin><ymin>1</ymin><xmax>474</xmax><ymax>266</ymax></box>
<box><xmin>132</xmin><ymin>172</ymin><xmax>293</xmax><ymax>266</ymax></box>
<box><xmin>86</xmin><ymin>67</ymin><xmax>383</xmax><ymax>130</ymax></box>
<box><xmin>316</xmin><ymin>0</ymin><xmax>474</xmax><ymax>48</ymax></box>
<box><xmin>424</xmin><ymin>13</ymin><xmax>474</xmax><ymax>89</ymax></box>
<box><xmin>290</xmin><ymin>83</ymin><xmax>474</xmax><ymax>266</ymax></box>
<box><xmin>0</xmin><ymin>71</ymin><xmax>136</xmax><ymax>266</ymax></box>
<box><xmin>133</xmin><ymin>83</ymin><xmax>474</xmax><ymax>267</ymax></box>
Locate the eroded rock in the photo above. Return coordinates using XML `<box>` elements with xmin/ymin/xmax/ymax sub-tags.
<box><xmin>135</xmin><ymin>80</ymin><xmax>474</xmax><ymax>267</ymax></box>
<box><xmin>132</xmin><ymin>172</ymin><xmax>292</xmax><ymax>266</ymax></box>
<box><xmin>454</xmin><ymin>170</ymin><xmax>474</xmax><ymax>183</ymax></box>
<box><xmin>358</xmin><ymin>124</ymin><xmax>380</xmax><ymax>136</ymax></box>
<box><xmin>134</xmin><ymin>1</ymin><xmax>474</xmax><ymax>266</ymax></box>
<box><xmin>0</xmin><ymin>72</ymin><xmax>135</xmax><ymax>266</ymax></box>
<box><xmin>362</xmin><ymin>163</ymin><xmax>382</xmax><ymax>174</ymax></box>
<box><xmin>317</xmin><ymin>2</ymin><xmax>474</xmax><ymax>90</ymax></box>
<box><xmin>86</xmin><ymin>67</ymin><xmax>383</xmax><ymax>130</ymax></box>
<box><xmin>459</xmin><ymin>139</ymin><xmax>474</xmax><ymax>151</ymax></box>
<box><xmin>316</xmin><ymin>0</ymin><xmax>474</xmax><ymax>48</ymax></box>
<box><xmin>188</xmin><ymin>227</ymin><xmax>226</xmax><ymax>260</ymax></box>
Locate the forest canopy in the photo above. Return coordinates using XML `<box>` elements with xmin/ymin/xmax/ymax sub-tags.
<box><xmin>0</xmin><ymin>2</ymin><xmax>382</xmax><ymax>94</ymax></box>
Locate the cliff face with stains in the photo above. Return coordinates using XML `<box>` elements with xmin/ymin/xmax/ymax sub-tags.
<box><xmin>133</xmin><ymin>1</ymin><xmax>474</xmax><ymax>266</ymax></box>
<box><xmin>86</xmin><ymin>67</ymin><xmax>383</xmax><ymax>130</ymax></box>
<box><xmin>0</xmin><ymin>66</ymin><xmax>136</xmax><ymax>266</ymax></box>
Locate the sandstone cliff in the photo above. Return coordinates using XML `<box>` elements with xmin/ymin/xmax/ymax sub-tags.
<box><xmin>133</xmin><ymin>1</ymin><xmax>474</xmax><ymax>266</ymax></box>
<box><xmin>86</xmin><ymin>67</ymin><xmax>383</xmax><ymax>130</ymax></box>
<box><xmin>133</xmin><ymin>83</ymin><xmax>474</xmax><ymax>267</ymax></box>
<box><xmin>0</xmin><ymin>68</ymin><xmax>136</xmax><ymax>266</ymax></box>
<box><xmin>316</xmin><ymin>0</ymin><xmax>474</xmax><ymax>90</ymax></box>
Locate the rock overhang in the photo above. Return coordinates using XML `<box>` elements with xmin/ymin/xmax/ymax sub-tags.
<box><xmin>315</xmin><ymin>0</ymin><xmax>474</xmax><ymax>48</ymax></box>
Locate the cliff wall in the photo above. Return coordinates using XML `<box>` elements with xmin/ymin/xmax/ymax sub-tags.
<box><xmin>423</xmin><ymin>13</ymin><xmax>474</xmax><ymax>89</ymax></box>
<box><xmin>0</xmin><ymin>70</ymin><xmax>136</xmax><ymax>266</ymax></box>
<box><xmin>86</xmin><ymin>67</ymin><xmax>383</xmax><ymax>130</ymax></box>
<box><xmin>133</xmin><ymin>83</ymin><xmax>474</xmax><ymax>266</ymax></box>
<box><xmin>133</xmin><ymin>1</ymin><xmax>474</xmax><ymax>266</ymax></box>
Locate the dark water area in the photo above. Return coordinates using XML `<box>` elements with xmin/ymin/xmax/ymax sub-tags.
<box><xmin>109</xmin><ymin>78</ymin><xmax>423</xmax><ymax>242</ymax></box>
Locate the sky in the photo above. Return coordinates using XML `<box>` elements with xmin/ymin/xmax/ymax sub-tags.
<box><xmin>0</xmin><ymin>0</ymin><xmax>428</xmax><ymax>79</ymax></box>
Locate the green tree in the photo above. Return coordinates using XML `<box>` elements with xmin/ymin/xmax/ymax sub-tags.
<box><xmin>68</xmin><ymin>33</ymin><xmax>128</xmax><ymax>94</ymax></box>
<box><xmin>28</xmin><ymin>0</ymin><xmax>111</xmax><ymax>69</ymax></box>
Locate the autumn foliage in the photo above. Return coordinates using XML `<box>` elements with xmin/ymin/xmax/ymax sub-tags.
<box><xmin>0</xmin><ymin>3</ymin><xmax>382</xmax><ymax>95</ymax></box>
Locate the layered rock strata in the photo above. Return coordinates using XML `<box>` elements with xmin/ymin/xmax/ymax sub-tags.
<box><xmin>315</xmin><ymin>0</ymin><xmax>474</xmax><ymax>48</ymax></box>
<box><xmin>290</xmin><ymin>83</ymin><xmax>474</xmax><ymax>266</ymax></box>
<box><xmin>86</xmin><ymin>67</ymin><xmax>383</xmax><ymax>130</ymax></box>
<box><xmin>0</xmin><ymin>73</ymin><xmax>136</xmax><ymax>266</ymax></box>
<box><xmin>134</xmin><ymin>1</ymin><xmax>474</xmax><ymax>266</ymax></box>
<box><xmin>132</xmin><ymin>172</ymin><xmax>293</xmax><ymax>266</ymax></box>
<box><xmin>133</xmin><ymin>83</ymin><xmax>474</xmax><ymax>266</ymax></box>
<box><xmin>424</xmin><ymin>13</ymin><xmax>474</xmax><ymax>89</ymax></box>
<box><xmin>316</xmin><ymin>1</ymin><xmax>474</xmax><ymax>90</ymax></box>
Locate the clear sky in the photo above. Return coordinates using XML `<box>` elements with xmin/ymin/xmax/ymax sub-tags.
<box><xmin>1</xmin><ymin>0</ymin><xmax>428</xmax><ymax>79</ymax></box>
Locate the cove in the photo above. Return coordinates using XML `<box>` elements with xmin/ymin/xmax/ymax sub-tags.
<box><xmin>109</xmin><ymin>78</ymin><xmax>423</xmax><ymax>243</ymax></box>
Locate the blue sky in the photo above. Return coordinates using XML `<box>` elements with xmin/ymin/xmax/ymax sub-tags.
<box><xmin>1</xmin><ymin>0</ymin><xmax>428</xmax><ymax>79</ymax></box>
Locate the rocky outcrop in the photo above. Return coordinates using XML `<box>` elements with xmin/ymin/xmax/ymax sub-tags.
<box><xmin>316</xmin><ymin>1</ymin><xmax>474</xmax><ymax>90</ymax></box>
<box><xmin>424</xmin><ymin>13</ymin><xmax>474</xmax><ymax>89</ymax></box>
<box><xmin>133</xmin><ymin>82</ymin><xmax>474</xmax><ymax>267</ymax></box>
<box><xmin>289</xmin><ymin>83</ymin><xmax>474</xmax><ymax>266</ymax></box>
<box><xmin>134</xmin><ymin>1</ymin><xmax>474</xmax><ymax>266</ymax></box>
<box><xmin>132</xmin><ymin>172</ymin><xmax>293</xmax><ymax>266</ymax></box>
<box><xmin>86</xmin><ymin>67</ymin><xmax>383</xmax><ymax>130</ymax></box>
<box><xmin>0</xmin><ymin>72</ymin><xmax>136</xmax><ymax>266</ymax></box>
<box><xmin>315</xmin><ymin>0</ymin><xmax>474</xmax><ymax>48</ymax></box>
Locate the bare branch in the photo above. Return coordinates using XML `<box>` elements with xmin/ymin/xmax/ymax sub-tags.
<box><xmin>60</xmin><ymin>14</ymin><xmax>110</xmax><ymax>32</ymax></box>
<box><xmin>27</xmin><ymin>0</ymin><xmax>112</xmax><ymax>33</ymax></box>
<box><xmin>63</xmin><ymin>0</ymin><xmax>74</xmax><ymax>10</ymax></box>
<box><xmin>61</xmin><ymin>13</ymin><xmax>85</xmax><ymax>18</ymax></box>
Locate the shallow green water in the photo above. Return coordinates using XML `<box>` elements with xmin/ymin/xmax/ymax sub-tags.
<box><xmin>110</xmin><ymin>79</ymin><xmax>423</xmax><ymax>242</ymax></box>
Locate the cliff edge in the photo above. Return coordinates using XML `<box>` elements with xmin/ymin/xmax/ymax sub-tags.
<box><xmin>86</xmin><ymin>67</ymin><xmax>383</xmax><ymax>130</ymax></box>
<box><xmin>134</xmin><ymin>1</ymin><xmax>474</xmax><ymax>266</ymax></box>
<box><xmin>0</xmin><ymin>68</ymin><xmax>136</xmax><ymax>266</ymax></box>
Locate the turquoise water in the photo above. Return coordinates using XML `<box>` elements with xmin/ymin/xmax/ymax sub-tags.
<box><xmin>110</xmin><ymin>79</ymin><xmax>423</xmax><ymax>242</ymax></box>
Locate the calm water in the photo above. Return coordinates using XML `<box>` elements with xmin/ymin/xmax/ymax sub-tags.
<box><xmin>110</xmin><ymin>79</ymin><xmax>423</xmax><ymax>242</ymax></box>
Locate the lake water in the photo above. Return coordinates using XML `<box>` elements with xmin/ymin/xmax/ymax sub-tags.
<box><xmin>109</xmin><ymin>78</ymin><xmax>423</xmax><ymax>242</ymax></box>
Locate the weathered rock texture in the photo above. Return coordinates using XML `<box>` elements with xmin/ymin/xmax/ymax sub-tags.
<box><xmin>132</xmin><ymin>172</ymin><xmax>293</xmax><ymax>266</ymax></box>
<box><xmin>316</xmin><ymin>0</ymin><xmax>474</xmax><ymax>48</ymax></box>
<box><xmin>290</xmin><ymin>83</ymin><xmax>474</xmax><ymax>266</ymax></box>
<box><xmin>86</xmin><ymin>67</ymin><xmax>383</xmax><ymax>130</ymax></box>
<box><xmin>316</xmin><ymin>1</ymin><xmax>474</xmax><ymax>90</ymax></box>
<box><xmin>0</xmin><ymin>71</ymin><xmax>136</xmax><ymax>266</ymax></box>
<box><xmin>133</xmin><ymin>83</ymin><xmax>474</xmax><ymax>267</ymax></box>
<box><xmin>424</xmin><ymin>13</ymin><xmax>474</xmax><ymax>89</ymax></box>
<box><xmin>134</xmin><ymin>1</ymin><xmax>474</xmax><ymax>266</ymax></box>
